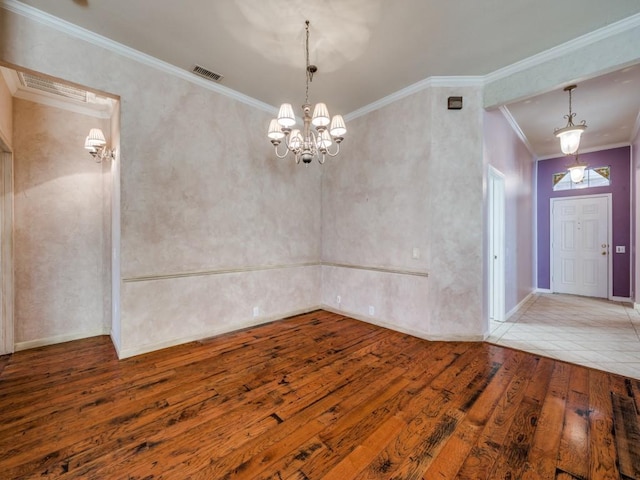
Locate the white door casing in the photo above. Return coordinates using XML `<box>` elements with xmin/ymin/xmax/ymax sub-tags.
<box><xmin>488</xmin><ymin>167</ymin><xmax>505</xmax><ymax>321</ymax></box>
<box><xmin>550</xmin><ymin>195</ymin><xmax>611</xmax><ymax>299</ymax></box>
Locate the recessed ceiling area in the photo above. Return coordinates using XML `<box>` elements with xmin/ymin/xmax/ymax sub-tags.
<box><xmin>506</xmin><ymin>64</ymin><xmax>640</xmax><ymax>158</ymax></box>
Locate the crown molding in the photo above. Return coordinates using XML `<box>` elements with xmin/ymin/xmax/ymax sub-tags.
<box><xmin>631</xmin><ymin>108</ymin><xmax>640</xmax><ymax>144</ymax></box>
<box><xmin>536</xmin><ymin>142</ymin><xmax>631</xmax><ymax>161</ymax></box>
<box><xmin>0</xmin><ymin>0</ymin><xmax>278</xmax><ymax>116</ymax></box>
<box><xmin>3</xmin><ymin>0</ymin><xmax>639</xmax><ymax>125</ymax></box>
<box><xmin>345</xmin><ymin>76</ymin><xmax>484</xmax><ymax>121</ymax></box>
<box><xmin>485</xmin><ymin>13</ymin><xmax>640</xmax><ymax>85</ymax></box>
<box><xmin>498</xmin><ymin>106</ymin><xmax>537</xmax><ymax>158</ymax></box>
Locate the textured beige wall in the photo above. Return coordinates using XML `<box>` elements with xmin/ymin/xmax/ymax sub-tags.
<box><xmin>322</xmin><ymin>85</ymin><xmax>486</xmax><ymax>339</ymax></box>
<box><xmin>0</xmin><ymin>7</ymin><xmax>321</xmax><ymax>357</ymax></box>
<box><xmin>13</xmin><ymin>98</ymin><xmax>109</xmax><ymax>344</ymax></box>
<box><xmin>424</xmin><ymin>85</ymin><xmax>484</xmax><ymax>338</ymax></box>
<box><xmin>0</xmin><ymin>72</ymin><xmax>12</xmax><ymax>149</ymax></box>
<box><xmin>321</xmin><ymin>89</ymin><xmax>432</xmax><ymax>334</ymax></box>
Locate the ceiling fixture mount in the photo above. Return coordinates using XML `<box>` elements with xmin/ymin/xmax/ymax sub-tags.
<box><xmin>267</xmin><ymin>20</ymin><xmax>346</xmax><ymax>165</ymax></box>
<box><xmin>554</xmin><ymin>85</ymin><xmax>587</xmax><ymax>155</ymax></box>
<box><xmin>567</xmin><ymin>153</ymin><xmax>588</xmax><ymax>183</ymax></box>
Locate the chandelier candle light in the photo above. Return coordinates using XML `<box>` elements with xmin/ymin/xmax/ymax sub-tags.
<box><xmin>554</xmin><ymin>85</ymin><xmax>587</xmax><ymax>155</ymax></box>
<box><xmin>267</xmin><ymin>20</ymin><xmax>346</xmax><ymax>164</ymax></box>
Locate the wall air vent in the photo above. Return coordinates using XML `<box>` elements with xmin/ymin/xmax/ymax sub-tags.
<box><xmin>19</xmin><ymin>72</ymin><xmax>88</xmax><ymax>102</ymax></box>
<box><xmin>192</xmin><ymin>65</ymin><xmax>224</xmax><ymax>82</ymax></box>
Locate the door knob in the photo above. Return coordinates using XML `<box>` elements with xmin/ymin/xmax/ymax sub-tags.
<box><xmin>602</xmin><ymin>251</ymin><xmax>607</xmax><ymax>256</ymax></box>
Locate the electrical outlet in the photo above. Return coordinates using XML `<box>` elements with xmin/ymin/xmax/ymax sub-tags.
<box><xmin>412</xmin><ymin>247</ymin><xmax>420</xmax><ymax>259</ymax></box>
<box><xmin>336</xmin><ymin>295</ymin><xmax>341</xmax><ymax>304</ymax></box>
<box><xmin>253</xmin><ymin>306</ymin><xmax>259</xmax><ymax>317</ymax></box>
<box><xmin>368</xmin><ymin>305</ymin><xmax>375</xmax><ymax>316</ymax></box>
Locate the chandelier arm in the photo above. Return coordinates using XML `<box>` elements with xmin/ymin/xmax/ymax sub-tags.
<box><xmin>273</xmin><ymin>143</ymin><xmax>290</xmax><ymax>159</ymax></box>
<box><xmin>324</xmin><ymin>142</ymin><xmax>341</xmax><ymax>157</ymax></box>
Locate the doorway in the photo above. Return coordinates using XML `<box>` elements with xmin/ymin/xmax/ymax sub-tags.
<box><xmin>550</xmin><ymin>194</ymin><xmax>611</xmax><ymax>298</ymax></box>
<box><xmin>488</xmin><ymin>166</ymin><xmax>506</xmax><ymax>321</ymax></box>
<box><xmin>0</xmin><ymin>145</ymin><xmax>13</xmax><ymax>356</ymax></box>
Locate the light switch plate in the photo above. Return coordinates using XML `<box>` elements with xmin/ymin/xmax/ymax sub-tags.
<box><xmin>616</xmin><ymin>246</ymin><xmax>626</xmax><ymax>253</ymax></box>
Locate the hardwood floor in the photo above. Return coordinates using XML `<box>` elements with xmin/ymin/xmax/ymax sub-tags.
<box><xmin>1</xmin><ymin>310</ymin><xmax>639</xmax><ymax>479</ymax></box>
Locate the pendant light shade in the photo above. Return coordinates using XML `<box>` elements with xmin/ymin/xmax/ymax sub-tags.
<box><xmin>554</xmin><ymin>85</ymin><xmax>587</xmax><ymax>155</ymax></box>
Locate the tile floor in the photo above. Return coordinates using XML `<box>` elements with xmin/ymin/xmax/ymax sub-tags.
<box><xmin>486</xmin><ymin>293</ymin><xmax>640</xmax><ymax>380</ymax></box>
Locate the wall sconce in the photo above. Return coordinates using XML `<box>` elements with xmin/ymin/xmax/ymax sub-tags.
<box><xmin>84</xmin><ymin>128</ymin><xmax>115</xmax><ymax>162</ymax></box>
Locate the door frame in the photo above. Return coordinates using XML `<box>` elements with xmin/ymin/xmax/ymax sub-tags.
<box><xmin>488</xmin><ymin>166</ymin><xmax>506</xmax><ymax>322</ymax></box>
<box><xmin>549</xmin><ymin>193</ymin><xmax>612</xmax><ymax>299</ymax></box>
<box><xmin>0</xmin><ymin>145</ymin><xmax>14</xmax><ymax>356</ymax></box>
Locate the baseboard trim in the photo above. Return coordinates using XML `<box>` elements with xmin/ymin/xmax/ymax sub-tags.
<box><xmin>534</xmin><ymin>288</ymin><xmax>552</xmax><ymax>294</ymax></box>
<box><xmin>322</xmin><ymin>305</ymin><xmax>484</xmax><ymax>342</ymax></box>
<box><xmin>506</xmin><ymin>291</ymin><xmax>535</xmax><ymax>320</ymax></box>
<box><xmin>116</xmin><ymin>305</ymin><xmax>321</xmax><ymax>359</ymax></box>
<box><xmin>15</xmin><ymin>328</ymin><xmax>109</xmax><ymax>351</ymax></box>
<box><xmin>611</xmin><ymin>296</ymin><xmax>633</xmax><ymax>303</ymax></box>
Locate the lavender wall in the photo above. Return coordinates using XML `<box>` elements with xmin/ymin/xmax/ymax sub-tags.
<box><xmin>537</xmin><ymin>146</ymin><xmax>631</xmax><ymax>297</ymax></box>
<box><xmin>483</xmin><ymin>109</ymin><xmax>535</xmax><ymax>315</ymax></box>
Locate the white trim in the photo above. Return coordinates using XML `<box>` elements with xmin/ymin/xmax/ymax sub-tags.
<box><xmin>0</xmin><ymin>151</ymin><xmax>13</xmax><ymax>355</ymax></box>
<box><xmin>535</xmin><ymin>288</ymin><xmax>552</xmax><ymax>294</ymax></box>
<box><xmin>631</xmin><ymin>108</ymin><xmax>640</xmax><ymax>144</ymax></box>
<box><xmin>345</xmin><ymin>76</ymin><xmax>484</xmax><ymax>122</ymax></box>
<box><xmin>0</xmin><ymin>0</ymin><xmax>277</xmax><ymax>116</ymax></box>
<box><xmin>537</xmin><ymin>142</ymin><xmax>631</xmax><ymax>161</ymax></box>
<box><xmin>0</xmin><ymin>66</ymin><xmax>19</xmax><ymax>95</ymax></box>
<box><xmin>321</xmin><ymin>306</ymin><xmax>484</xmax><ymax>342</ymax></box>
<box><xmin>484</xmin><ymin>13</ymin><xmax>640</xmax><ymax>85</ymax></box>
<box><xmin>611</xmin><ymin>296</ymin><xmax>633</xmax><ymax>304</ymax></box>
<box><xmin>12</xmin><ymin>88</ymin><xmax>111</xmax><ymax>119</ymax></box>
<box><xmin>499</xmin><ymin>106</ymin><xmax>536</xmax><ymax>158</ymax></box>
<box><xmin>488</xmin><ymin>166</ymin><xmax>506</xmax><ymax>322</ymax></box>
<box><xmin>116</xmin><ymin>306</ymin><xmax>320</xmax><ymax>359</ymax></box>
<box><xmin>506</xmin><ymin>291</ymin><xmax>535</xmax><ymax>320</ymax></box>
<box><xmin>14</xmin><ymin>328</ymin><xmax>109</xmax><ymax>351</ymax></box>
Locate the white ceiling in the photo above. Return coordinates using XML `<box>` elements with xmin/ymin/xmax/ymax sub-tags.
<box><xmin>9</xmin><ymin>0</ymin><xmax>640</xmax><ymax>158</ymax></box>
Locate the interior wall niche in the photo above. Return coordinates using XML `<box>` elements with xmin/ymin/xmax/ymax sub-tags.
<box><xmin>1</xmin><ymin>65</ymin><xmax>119</xmax><ymax>351</ymax></box>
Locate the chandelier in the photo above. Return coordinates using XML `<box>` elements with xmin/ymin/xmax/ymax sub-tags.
<box><xmin>267</xmin><ymin>20</ymin><xmax>347</xmax><ymax>165</ymax></box>
<box><xmin>554</xmin><ymin>85</ymin><xmax>587</xmax><ymax>155</ymax></box>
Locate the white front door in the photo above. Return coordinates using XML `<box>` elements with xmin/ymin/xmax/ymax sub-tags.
<box><xmin>551</xmin><ymin>195</ymin><xmax>610</xmax><ymax>298</ymax></box>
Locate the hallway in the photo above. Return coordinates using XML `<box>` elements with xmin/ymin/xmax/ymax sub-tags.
<box><xmin>487</xmin><ymin>293</ymin><xmax>640</xmax><ymax>380</ymax></box>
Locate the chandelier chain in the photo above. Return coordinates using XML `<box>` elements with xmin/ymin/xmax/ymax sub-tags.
<box><xmin>305</xmin><ymin>20</ymin><xmax>311</xmax><ymax>105</ymax></box>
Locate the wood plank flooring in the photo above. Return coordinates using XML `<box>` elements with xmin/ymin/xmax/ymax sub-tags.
<box><xmin>1</xmin><ymin>310</ymin><xmax>640</xmax><ymax>479</ymax></box>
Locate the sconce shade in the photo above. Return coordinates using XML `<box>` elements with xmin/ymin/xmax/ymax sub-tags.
<box><xmin>267</xmin><ymin>119</ymin><xmax>285</xmax><ymax>140</ymax></box>
<box><xmin>277</xmin><ymin>103</ymin><xmax>296</xmax><ymax>128</ymax></box>
<box><xmin>329</xmin><ymin>115</ymin><xmax>347</xmax><ymax>137</ymax></box>
<box><xmin>85</xmin><ymin>128</ymin><xmax>106</xmax><ymax>149</ymax></box>
<box><xmin>311</xmin><ymin>103</ymin><xmax>330</xmax><ymax>127</ymax></box>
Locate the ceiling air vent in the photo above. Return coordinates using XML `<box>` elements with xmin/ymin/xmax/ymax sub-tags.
<box><xmin>19</xmin><ymin>72</ymin><xmax>88</xmax><ymax>102</ymax></box>
<box><xmin>192</xmin><ymin>65</ymin><xmax>224</xmax><ymax>82</ymax></box>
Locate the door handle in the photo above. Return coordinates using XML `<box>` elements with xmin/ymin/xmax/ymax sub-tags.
<box><xmin>602</xmin><ymin>251</ymin><xmax>607</xmax><ymax>256</ymax></box>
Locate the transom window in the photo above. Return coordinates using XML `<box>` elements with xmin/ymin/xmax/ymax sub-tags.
<box><xmin>552</xmin><ymin>166</ymin><xmax>610</xmax><ymax>191</ymax></box>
